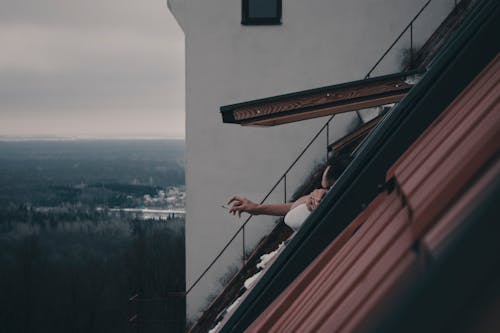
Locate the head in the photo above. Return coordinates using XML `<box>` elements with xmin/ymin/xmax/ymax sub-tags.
<box><xmin>321</xmin><ymin>153</ymin><xmax>353</xmax><ymax>188</ymax></box>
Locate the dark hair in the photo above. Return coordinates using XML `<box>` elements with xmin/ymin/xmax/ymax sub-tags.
<box><xmin>325</xmin><ymin>153</ymin><xmax>352</xmax><ymax>184</ymax></box>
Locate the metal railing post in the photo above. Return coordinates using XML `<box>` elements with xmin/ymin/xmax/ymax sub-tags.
<box><xmin>326</xmin><ymin>121</ymin><xmax>330</xmax><ymax>161</ymax></box>
<box><xmin>242</xmin><ymin>226</ymin><xmax>246</xmax><ymax>264</ymax></box>
<box><xmin>283</xmin><ymin>175</ymin><xmax>287</xmax><ymax>203</ymax></box>
<box><xmin>365</xmin><ymin>0</ymin><xmax>432</xmax><ymax>78</ymax></box>
<box><xmin>356</xmin><ymin>111</ymin><xmax>363</xmax><ymax>123</ymax></box>
<box><xmin>410</xmin><ymin>22</ymin><xmax>414</xmax><ymax>68</ymax></box>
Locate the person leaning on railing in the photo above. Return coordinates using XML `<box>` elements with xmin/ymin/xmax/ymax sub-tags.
<box><xmin>227</xmin><ymin>155</ymin><xmax>352</xmax><ymax>230</ymax></box>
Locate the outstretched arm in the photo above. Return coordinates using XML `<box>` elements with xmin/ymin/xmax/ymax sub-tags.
<box><xmin>228</xmin><ymin>188</ymin><xmax>328</xmax><ymax>218</ymax></box>
<box><xmin>227</xmin><ymin>196</ymin><xmax>293</xmax><ymax>218</ymax></box>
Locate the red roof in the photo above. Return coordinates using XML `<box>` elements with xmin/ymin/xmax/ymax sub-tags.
<box><xmin>245</xmin><ymin>55</ymin><xmax>500</xmax><ymax>333</ymax></box>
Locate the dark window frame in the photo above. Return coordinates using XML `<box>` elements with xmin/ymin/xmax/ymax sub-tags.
<box><xmin>241</xmin><ymin>0</ymin><xmax>282</xmax><ymax>25</ymax></box>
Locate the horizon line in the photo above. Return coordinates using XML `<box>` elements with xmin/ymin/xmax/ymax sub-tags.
<box><xmin>0</xmin><ymin>135</ymin><xmax>185</xmax><ymax>142</ymax></box>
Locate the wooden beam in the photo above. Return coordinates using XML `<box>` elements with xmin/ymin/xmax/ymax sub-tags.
<box><xmin>220</xmin><ymin>71</ymin><xmax>421</xmax><ymax>127</ymax></box>
<box><xmin>328</xmin><ymin>115</ymin><xmax>384</xmax><ymax>153</ymax></box>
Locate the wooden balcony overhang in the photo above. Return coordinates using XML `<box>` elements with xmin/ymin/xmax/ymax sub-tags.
<box><xmin>220</xmin><ymin>71</ymin><xmax>422</xmax><ymax>127</ymax></box>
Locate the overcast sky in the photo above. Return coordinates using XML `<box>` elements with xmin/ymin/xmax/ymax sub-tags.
<box><xmin>0</xmin><ymin>0</ymin><xmax>184</xmax><ymax>139</ymax></box>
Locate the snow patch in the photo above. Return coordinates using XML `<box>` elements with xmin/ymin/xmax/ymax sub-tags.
<box><xmin>257</xmin><ymin>242</ymin><xmax>285</xmax><ymax>269</ymax></box>
<box><xmin>226</xmin><ymin>295</ymin><xmax>244</xmax><ymax>313</ymax></box>
<box><xmin>208</xmin><ymin>321</ymin><xmax>222</xmax><ymax>333</ymax></box>
<box><xmin>244</xmin><ymin>271</ymin><xmax>263</xmax><ymax>289</ymax></box>
<box><xmin>404</xmin><ymin>74</ymin><xmax>423</xmax><ymax>85</ymax></box>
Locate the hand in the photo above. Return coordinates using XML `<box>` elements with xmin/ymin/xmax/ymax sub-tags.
<box><xmin>227</xmin><ymin>196</ymin><xmax>259</xmax><ymax>218</ymax></box>
<box><xmin>305</xmin><ymin>189</ymin><xmax>328</xmax><ymax>211</ymax></box>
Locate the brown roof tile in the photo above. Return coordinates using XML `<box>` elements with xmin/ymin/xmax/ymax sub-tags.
<box><xmin>245</xmin><ymin>54</ymin><xmax>500</xmax><ymax>333</ymax></box>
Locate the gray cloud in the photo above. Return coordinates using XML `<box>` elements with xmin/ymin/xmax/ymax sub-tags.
<box><xmin>0</xmin><ymin>0</ymin><xmax>184</xmax><ymax>138</ymax></box>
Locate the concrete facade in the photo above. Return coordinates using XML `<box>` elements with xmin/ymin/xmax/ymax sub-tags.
<box><xmin>168</xmin><ymin>0</ymin><xmax>452</xmax><ymax>320</ymax></box>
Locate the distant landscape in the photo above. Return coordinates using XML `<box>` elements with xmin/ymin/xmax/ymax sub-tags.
<box><xmin>0</xmin><ymin>140</ymin><xmax>186</xmax><ymax>333</ymax></box>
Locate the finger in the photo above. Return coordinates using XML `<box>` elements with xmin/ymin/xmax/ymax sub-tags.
<box><xmin>306</xmin><ymin>198</ymin><xmax>313</xmax><ymax>211</ymax></box>
<box><xmin>227</xmin><ymin>196</ymin><xmax>241</xmax><ymax>205</ymax></box>
<box><xmin>311</xmin><ymin>195</ymin><xmax>321</xmax><ymax>203</ymax></box>
<box><xmin>233</xmin><ymin>204</ymin><xmax>244</xmax><ymax>210</ymax></box>
<box><xmin>312</xmin><ymin>193</ymin><xmax>324</xmax><ymax>201</ymax></box>
<box><xmin>229</xmin><ymin>205</ymin><xmax>242</xmax><ymax>214</ymax></box>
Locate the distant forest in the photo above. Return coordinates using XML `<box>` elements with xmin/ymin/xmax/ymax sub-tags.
<box><xmin>0</xmin><ymin>140</ymin><xmax>185</xmax><ymax>207</ymax></box>
<box><xmin>0</xmin><ymin>140</ymin><xmax>186</xmax><ymax>332</ymax></box>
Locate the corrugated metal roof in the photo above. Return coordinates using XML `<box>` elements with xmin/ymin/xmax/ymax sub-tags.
<box><xmin>246</xmin><ymin>54</ymin><xmax>499</xmax><ymax>333</ymax></box>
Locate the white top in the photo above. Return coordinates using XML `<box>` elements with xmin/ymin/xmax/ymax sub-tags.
<box><xmin>284</xmin><ymin>203</ymin><xmax>311</xmax><ymax>231</ymax></box>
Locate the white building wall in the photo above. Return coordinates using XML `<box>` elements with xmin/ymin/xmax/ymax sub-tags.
<box><xmin>168</xmin><ymin>0</ymin><xmax>452</xmax><ymax>320</ymax></box>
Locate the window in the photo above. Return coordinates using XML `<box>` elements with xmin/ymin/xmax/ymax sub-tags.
<box><xmin>242</xmin><ymin>0</ymin><xmax>282</xmax><ymax>25</ymax></box>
